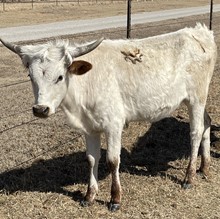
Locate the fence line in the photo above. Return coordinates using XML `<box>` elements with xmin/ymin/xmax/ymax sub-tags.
<box><xmin>1</xmin><ymin>109</ymin><xmax>32</xmax><ymax>120</ymax></box>
<box><xmin>0</xmin><ymin>109</ymin><xmax>63</xmax><ymax>133</ymax></box>
<box><xmin>1</xmin><ymin>134</ymin><xmax>81</xmax><ymax>173</ymax></box>
<box><xmin>0</xmin><ymin>118</ymin><xmax>39</xmax><ymax>134</ymax></box>
<box><xmin>0</xmin><ymin>80</ymin><xmax>30</xmax><ymax>89</ymax></box>
<box><xmin>1</xmin><ymin>0</ymin><xmax>129</xmax><ymax>10</ymax></box>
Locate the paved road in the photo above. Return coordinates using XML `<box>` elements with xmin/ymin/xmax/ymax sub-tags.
<box><xmin>0</xmin><ymin>4</ymin><xmax>220</xmax><ymax>42</ymax></box>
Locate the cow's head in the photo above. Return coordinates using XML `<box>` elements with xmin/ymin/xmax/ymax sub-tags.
<box><xmin>1</xmin><ymin>38</ymin><xmax>103</xmax><ymax>118</ymax></box>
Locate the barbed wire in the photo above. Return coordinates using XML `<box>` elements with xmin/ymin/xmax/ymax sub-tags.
<box><xmin>0</xmin><ymin>79</ymin><xmax>30</xmax><ymax>89</ymax></box>
<box><xmin>0</xmin><ymin>108</ymin><xmax>31</xmax><ymax>120</ymax></box>
<box><xmin>0</xmin><ymin>118</ymin><xmax>39</xmax><ymax>134</ymax></box>
<box><xmin>0</xmin><ymin>109</ymin><xmax>63</xmax><ymax>133</ymax></box>
<box><xmin>2</xmin><ymin>134</ymin><xmax>82</xmax><ymax>174</ymax></box>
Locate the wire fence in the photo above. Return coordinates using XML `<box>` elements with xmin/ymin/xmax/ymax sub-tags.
<box><xmin>0</xmin><ymin>0</ymin><xmax>126</xmax><ymax>2</ymax></box>
<box><xmin>0</xmin><ymin>3</ymin><xmax>220</xmax><ymax>171</ymax></box>
<box><xmin>0</xmin><ymin>0</ymin><xmax>134</xmax><ymax>11</ymax></box>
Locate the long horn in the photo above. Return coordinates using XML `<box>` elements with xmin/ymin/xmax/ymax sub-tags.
<box><xmin>0</xmin><ymin>38</ymin><xmax>22</xmax><ymax>55</ymax></box>
<box><xmin>73</xmin><ymin>37</ymin><xmax>104</xmax><ymax>58</ymax></box>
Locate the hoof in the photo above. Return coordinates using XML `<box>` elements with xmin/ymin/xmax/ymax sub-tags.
<box><xmin>182</xmin><ymin>182</ymin><xmax>193</xmax><ymax>189</ymax></box>
<box><xmin>80</xmin><ymin>199</ymin><xmax>91</xmax><ymax>207</ymax></box>
<box><xmin>108</xmin><ymin>202</ymin><xmax>120</xmax><ymax>212</ymax></box>
<box><xmin>197</xmin><ymin>170</ymin><xmax>208</xmax><ymax>180</ymax></box>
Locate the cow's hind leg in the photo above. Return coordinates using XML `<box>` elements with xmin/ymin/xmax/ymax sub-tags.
<box><xmin>81</xmin><ymin>134</ymin><xmax>101</xmax><ymax>206</ymax></box>
<box><xmin>199</xmin><ymin>110</ymin><xmax>211</xmax><ymax>178</ymax></box>
<box><xmin>105</xmin><ymin>128</ymin><xmax>123</xmax><ymax>212</ymax></box>
<box><xmin>183</xmin><ymin>103</ymin><xmax>205</xmax><ymax>189</ymax></box>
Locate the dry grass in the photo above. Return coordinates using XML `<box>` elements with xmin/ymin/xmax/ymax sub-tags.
<box><xmin>0</xmin><ymin>1</ymin><xmax>220</xmax><ymax>219</ymax></box>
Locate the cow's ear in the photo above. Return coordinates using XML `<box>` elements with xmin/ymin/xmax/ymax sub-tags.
<box><xmin>68</xmin><ymin>60</ymin><xmax>92</xmax><ymax>75</ymax></box>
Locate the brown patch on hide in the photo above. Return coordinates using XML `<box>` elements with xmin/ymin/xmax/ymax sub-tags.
<box><xmin>107</xmin><ymin>158</ymin><xmax>121</xmax><ymax>204</ymax></box>
<box><xmin>111</xmin><ymin>177</ymin><xmax>121</xmax><ymax>204</ymax></box>
<box><xmin>184</xmin><ymin>162</ymin><xmax>197</xmax><ymax>185</ymax></box>
<box><xmin>68</xmin><ymin>60</ymin><xmax>92</xmax><ymax>75</ymax></box>
<box><xmin>84</xmin><ymin>185</ymin><xmax>97</xmax><ymax>203</ymax></box>
<box><xmin>200</xmin><ymin>159</ymin><xmax>210</xmax><ymax>177</ymax></box>
<box><xmin>121</xmin><ymin>47</ymin><xmax>143</xmax><ymax>64</ymax></box>
<box><xmin>107</xmin><ymin>158</ymin><xmax>119</xmax><ymax>173</ymax></box>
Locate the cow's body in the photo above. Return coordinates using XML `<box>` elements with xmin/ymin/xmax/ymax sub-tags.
<box><xmin>1</xmin><ymin>23</ymin><xmax>217</xmax><ymax>211</ymax></box>
<box><xmin>64</xmin><ymin>33</ymin><xmax>209</xmax><ymax>132</ymax></box>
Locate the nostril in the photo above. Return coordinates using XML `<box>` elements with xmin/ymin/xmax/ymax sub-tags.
<box><xmin>43</xmin><ymin>107</ymin><xmax>49</xmax><ymax>114</ymax></box>
<box><xmin>33</xmin><ymin>105</ymin><xmax>49</xmax><ymax>118</ymax></box>
<box><xmin>33</xmin><ymin>105</ymin><xmax>40</xmax><ymax>114</ymax></box>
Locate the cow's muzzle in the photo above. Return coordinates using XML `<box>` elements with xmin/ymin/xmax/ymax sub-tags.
<box><xmin>32</xmin><ymin>105</ymin><xmax>50</xmax><ymax>118</ymax></box>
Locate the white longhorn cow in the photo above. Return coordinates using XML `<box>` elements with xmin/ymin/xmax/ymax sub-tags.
<box><xmin>0</xmin><ymin>23</ymin><xmax>217</xmax><ymax>211</ymax></box>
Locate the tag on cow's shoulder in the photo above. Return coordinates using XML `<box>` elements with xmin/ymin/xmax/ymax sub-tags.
<box><xmin>68</xmin><ymin>60</ymin><xmax>92</xmax><ymax>75</ymax></box>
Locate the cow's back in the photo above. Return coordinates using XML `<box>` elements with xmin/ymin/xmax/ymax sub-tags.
<box><xmin>70</xmin><ymin>24</ymin><xmax>217</xmax><ymax>127</ymax></box>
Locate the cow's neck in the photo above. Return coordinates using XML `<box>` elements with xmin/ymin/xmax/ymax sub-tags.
<box><xmin>60</xmin><ymin>81</ymin><xmax>91</xmax><ymax>134</ymax></box>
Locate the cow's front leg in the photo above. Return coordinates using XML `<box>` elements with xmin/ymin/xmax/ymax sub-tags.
<box><xmin>81</xmin><ymin>134</ymin><xmax>101</xmax><ymax>206</ymax></box>
<box><xmin>105</xmin><ymin>130</ymin><xmax>122</xmax><ymax>211</ymax></box>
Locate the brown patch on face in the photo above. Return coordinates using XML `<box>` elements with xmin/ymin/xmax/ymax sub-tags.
<box><xmin>68</xmin><ymin>60</ymin><xmax>92</xmax><ymax>75</ymax></box>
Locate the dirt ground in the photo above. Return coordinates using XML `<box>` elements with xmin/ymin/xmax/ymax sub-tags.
<box><xmin>0</xmin><ymin>1</ymin><xmax>220</xmax><ymax>219</ymax></box>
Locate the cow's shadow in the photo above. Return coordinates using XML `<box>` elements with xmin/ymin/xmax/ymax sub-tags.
<box><xmin>121</xmin><ymin>118</ymin><xmax>189</xmax><ymax>180</ymax></box>
<box><xmin>0</xmin><ymin>117</ymin><xmax>219</xmax><ymax>203</ymax></box>
<box><xmin>122</xmin><ymin>118</ymin><xmax>220</xmax><ymax>180</ymax></box>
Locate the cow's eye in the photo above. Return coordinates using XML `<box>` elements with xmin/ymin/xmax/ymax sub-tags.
<box><xmin>56</xmin><ymin>75</ymin><xmax>63</xmax><ymax>83</ymax></box>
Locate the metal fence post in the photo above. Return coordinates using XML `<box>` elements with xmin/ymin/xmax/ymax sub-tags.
<box><xmin>3</xmin><ymin>0</ymin><xmax>5</xmax><ymax>11</ymax></box>
<box><xmin>127</xmin><ymin>0</ymin><xmax>131</xmax><ymax>39</ymax></box>
<box><xmin>209</xmin><ymin>0</ymin><xmax>213</xmax><ymax>30</ymax></box>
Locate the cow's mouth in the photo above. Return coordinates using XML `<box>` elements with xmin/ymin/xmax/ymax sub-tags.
<box><xmin>32</xmin><ymin>105</ymin><xmax>50</xmax><ymax>118</ymax></box>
